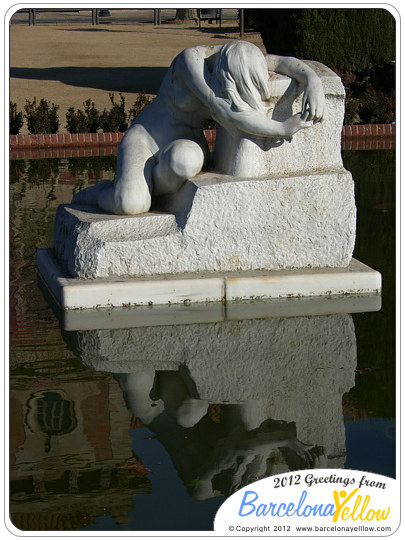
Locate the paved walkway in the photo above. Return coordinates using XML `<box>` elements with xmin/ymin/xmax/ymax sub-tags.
<box><xmin>9</xmin><ymin>8</ymin><xmax>264</xmax><ymax>134</ymax></box>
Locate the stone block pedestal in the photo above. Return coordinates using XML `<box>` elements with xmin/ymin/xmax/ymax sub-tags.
<box><xmin>35</xmin><ymin>168</ymin><xmax>382</xmax><ymax>310</ymax></box>
<box><xmin>53</xmin><ymin>170</ymin><xmax>356</xmax><ymax>279</ymax></box>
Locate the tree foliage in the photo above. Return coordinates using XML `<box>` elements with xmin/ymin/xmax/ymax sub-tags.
<box><xmin>66</xmin><ymin>99</ymin><xmax>101</xmax><ymax>133</ymax></box>
<box><xmin>24</xmin><ymin>97</ymin><xmax>60</xmax><ymax>134</ymax></box>
<box><xmin>10</xmin><ymin>102</ymin><xmax>24</xmax><ymax>135</ymax></box>
<box><xmin>244</xmin><ymin>8</ymin><xmax>395</xmax><ymax>72</ymax></box>
<box><xmin>243</xmin><ymin>8</ymin><xmax>395</xmax><ymax>124</ymax></box>
<box><xmin>65</xmin><ymin>93</ymin><xmax>154</xmax><ymax>133</ymax></box>
<box><xmin>128</xmin><ymin>92</ymin><xmax>153</xmax><ymax>124</ymax></box>
<box><xmin>99</xmin><ymin>93</ymin><xmax>128</xmax><ymax>133</ymax></box>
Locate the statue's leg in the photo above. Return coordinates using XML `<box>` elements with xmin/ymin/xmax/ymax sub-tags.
<box><xmin>71</xmin><ymin>135</ymin><xmax>154</xmax><ymax>216</ymax></box>
<box><xmin>99</xmin><ymin>132</ymin><xmax>155</xmax><ymax>215</ymax></box>
<box><xmin>152</xmin><ymin>139</ymin><xmax>205</xmax><ymax>197</ymax></box>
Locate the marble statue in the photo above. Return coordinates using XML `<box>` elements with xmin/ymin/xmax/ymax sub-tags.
<box><xmin>48</xmin><ymin>38</ymin><xmax>362</xmax><ymax>287</ymax></box>
<box><xmin>72</xmin><ymin>40</ymin><xmax>325</xmax><ymax>215</ymax></box>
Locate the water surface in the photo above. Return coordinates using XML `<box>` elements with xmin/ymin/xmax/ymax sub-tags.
<box><xmin>9</xmin><ymin>148</ymin><xmax>395</xmax><ymax>531</ymax></box>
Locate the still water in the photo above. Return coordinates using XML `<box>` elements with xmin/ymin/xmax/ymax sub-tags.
<box><xmin>9</xmin><ymin>148</ymin><xmax>395</xmax><ymax>532</ymax></box>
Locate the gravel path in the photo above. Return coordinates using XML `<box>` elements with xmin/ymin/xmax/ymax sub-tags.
<box><xmin>9</xmin><ymin>8</ymin><xmax>264</xmax><ymax>134</ymax></box>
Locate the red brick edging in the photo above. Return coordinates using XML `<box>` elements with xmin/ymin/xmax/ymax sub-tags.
<box><xmin>341</xmin><ymin>124</ymin><xmax>395</xmax><ymax>138</ymax></box>
<box><xmin>9</xmin><ymin>131</ymin><xmax>124</xmax><ymax>150</ymax></box>
<box><xmin>9</xmin><ymin>124</ymin><xmax>394</xmax><ymax>150</ymax></box>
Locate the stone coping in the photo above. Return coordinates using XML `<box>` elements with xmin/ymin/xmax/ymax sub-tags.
<box><xmin>10</xmin><ymin>124</ymin><xmax>395</xmax><ymax>150</ymax></box>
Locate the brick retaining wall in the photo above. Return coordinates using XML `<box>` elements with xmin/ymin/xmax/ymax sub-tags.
<box><xmin>10</xmin><ymin>124</ymin><xmax>395</xmax><ymax>151</ymax></box>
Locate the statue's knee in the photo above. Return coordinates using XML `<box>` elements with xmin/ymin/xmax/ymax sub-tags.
<box><xmin>153</xmin><ymin>140</ymin><xmax>205</xmax><ymax>197</ymax></box>
<box><xmin>173</xmin><ymin>141</ymin><xmax>204</xmax><ymax>178</ymax></box>
<box><xmin>161</xmin><ymin>140</ymin><xmax>204</xmax><ymax>180</ymax></box>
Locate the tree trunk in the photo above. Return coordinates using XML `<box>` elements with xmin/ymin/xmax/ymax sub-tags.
<box><xmin>176</xmin><ymin>9</ymin><xmax>198</xmax><ymax>20</ymax></box>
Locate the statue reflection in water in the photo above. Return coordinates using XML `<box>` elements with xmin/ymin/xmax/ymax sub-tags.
<box><xmin>65</xmin><ymin>309</ymin><xmax>357</xmax><ymax>500</ymax></box>
<box><xmin>115</xmin><ymin>369</ymin><xmax>328</xmax><ymax>499</ymax></box>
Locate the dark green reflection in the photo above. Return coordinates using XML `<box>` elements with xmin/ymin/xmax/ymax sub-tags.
<box><xmin>343</xmin><ymin>149</ymin><xmax>395</xmax><ymax>420</ymax></box>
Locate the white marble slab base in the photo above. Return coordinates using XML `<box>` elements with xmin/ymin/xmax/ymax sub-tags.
<box><xmin>37</xmin><ymin>248</ymin><xmax>381</xmax><ymax>311</ymax></box>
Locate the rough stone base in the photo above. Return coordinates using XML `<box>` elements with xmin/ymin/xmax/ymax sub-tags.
<box><xmin>53</xmin><ymin>170</ymin><xmax>356</xmax><ymax>279</ymax></box>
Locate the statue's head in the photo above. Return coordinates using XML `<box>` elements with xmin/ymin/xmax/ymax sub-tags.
<box><xmin>215</xmin><ymin>41</ymin><xmax>270</xmax><ymax>113</ymax></box>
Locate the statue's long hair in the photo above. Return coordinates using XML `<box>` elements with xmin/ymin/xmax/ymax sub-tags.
<box><xmin>214</xmin><ymin>41</ymin><xmax>270</xmax><ymax>114</ymax></box>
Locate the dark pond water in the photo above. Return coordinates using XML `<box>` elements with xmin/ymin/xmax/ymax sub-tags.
<box><xmin>9</xmin><ymin>148</ymin><xmax>395</xmax><ymax>532</ymax></box>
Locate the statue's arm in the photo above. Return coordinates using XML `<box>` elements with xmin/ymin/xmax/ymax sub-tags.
<box><xmin>210</xmin><ymin>98</ymin><xmax>312</xmax><ymax>138</ymax></box>
<box><xmin>266</xmin><ymin>54</ymin><xmax>325</xmax><ymax>122</ymax></box>
<box><xmin>178</xmin><ymin>47</ymin><xmax>311</xmax><ymax>139</ymax></box>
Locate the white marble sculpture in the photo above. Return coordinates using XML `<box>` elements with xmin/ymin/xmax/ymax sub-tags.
<box><xmin>46</xmin><ymin>38</ymin><xmax>368</xmax><ymax>295</ymax></box>
<box><xmin>72</xmin><ymin>40</ymin><xmax>325</xmax><ymax>215</ymax></box>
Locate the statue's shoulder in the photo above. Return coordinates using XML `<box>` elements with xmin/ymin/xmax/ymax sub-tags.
<box><xmin>178</xmin><ymin>44</ymin><xmax>222</xmax><ymax>61</ymax></box>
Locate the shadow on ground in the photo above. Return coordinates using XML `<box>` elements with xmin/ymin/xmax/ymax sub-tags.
<box><xmin>57</xmin><ymin>27</ymin><xmax>132</xmax><ymax>33</ymax></box>
<box><xmin>10</xmin><ymin>66</ymin><xmax>168</xmax><ymax>94</ymax></box>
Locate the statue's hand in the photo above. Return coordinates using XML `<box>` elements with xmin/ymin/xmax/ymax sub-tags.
<box><xmin>283</xmin><ymin>111</ymin><xmax>312</xmax><ymax>137</ymax></box>
<box><xmin>301</xmin><ymin>79</ymin><xmax>325</xmax><ymax>123</ymax></box>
